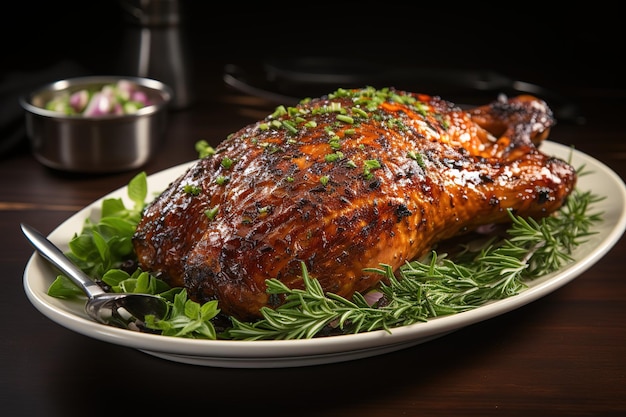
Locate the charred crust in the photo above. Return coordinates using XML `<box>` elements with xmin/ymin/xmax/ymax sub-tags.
<box><xmin>394</xmin><ymin>204</ymin><xmax>413</xmax><ymax>222</ymax></box>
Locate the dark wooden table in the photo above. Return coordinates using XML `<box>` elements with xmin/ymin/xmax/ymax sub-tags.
<box><xmin>1</xmin><ymin>61</ymin><xmax>625</xmax><ymax>417</ymax></box>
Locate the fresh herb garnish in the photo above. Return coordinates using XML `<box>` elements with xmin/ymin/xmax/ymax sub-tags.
<box><xmin>47</xmin><ymin>162</ymin><xmax>603</xmax><ymax>340</ymax></box>
<box><xmin>55</xmin><ymin>171</ymin><xmax>147</xmax><ymax>280</ymax></box>
<box><xmin>225</xmin><ymin>187</ymin><xmax>602</xmax><ymax>340</ymax></box>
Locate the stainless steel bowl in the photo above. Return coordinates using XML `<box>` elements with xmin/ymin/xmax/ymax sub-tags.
<box><xmin>20</xmin><ymin>75</ymin><xmax>173</xmax><ymax>173</ymax></box>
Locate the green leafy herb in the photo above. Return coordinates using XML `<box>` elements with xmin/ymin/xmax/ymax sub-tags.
<box><xmin>363</xmin><ymin>159</ymin><xmax>381</xmax><ymax>179</ymax></box>
<box><xmin>144</xmin><ymin>291</ymin><xmax>220</xmax><ymax>339</ymax></box>
<box><xmin>61</xmin><ymin>172</ymin><xmax>147</xmax><ymax>279</ymax></box>
<box><xmin>225</xmin><ymin>188</ymin><xmax>603</xmax><ymax>340</ymax></box>
<box><xmin>195</xmin><ymin>140</ymin><xmax>216</xmax><ymax>158</ymax></box>
<box><xmin>220</xmin><ymin>157</ymin><xmax>234</xmax><ymax>169</ymax></box>
<box><xmin>183</xmin><ymin>184</ymin><xmax>202</xmax><ymax>195</ymax></box>
<box><xmin>204</xmin><ymin>205</ymin><xmax>220</xmax><ymax>220</ymax></box>
<box><xmin>47</xmin><ymin>166</ymin><xmax>603</xmax><ymax>341</ymax></box>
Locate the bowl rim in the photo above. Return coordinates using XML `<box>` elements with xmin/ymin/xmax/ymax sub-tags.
<box><xmin>19</xmin><ymin>75</ymin><xmax>174</xmax><ymax>120</ymax></box>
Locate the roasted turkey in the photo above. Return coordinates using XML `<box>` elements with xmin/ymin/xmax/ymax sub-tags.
<box><xmin>132</xmin><ymin>87</ymin><xmax>577</xmax><ymax>321</ymax></box>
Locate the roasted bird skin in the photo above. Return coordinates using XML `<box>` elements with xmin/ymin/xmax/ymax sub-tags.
<box><xmin>132</xmin><ymin>87</ymin><xmax>577</xmax><ymax>321</ymax></box>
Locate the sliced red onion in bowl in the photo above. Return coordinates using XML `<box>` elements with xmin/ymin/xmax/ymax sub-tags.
<box><xmin>44</xmin><ymin>79</ymin><xmax>152</xmax><ymax>117</ymax></box>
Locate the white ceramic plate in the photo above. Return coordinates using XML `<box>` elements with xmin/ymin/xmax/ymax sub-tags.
<box><xmin>23</xmin><ymin>141</ymin><xmax>626</xmax><ymax>368</ymax></box>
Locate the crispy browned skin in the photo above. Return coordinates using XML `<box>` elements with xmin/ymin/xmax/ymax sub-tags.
<box><xmin>133</xmin><ymin>88</ymin><xmax>576</xmax><ymax>321</ymax></box>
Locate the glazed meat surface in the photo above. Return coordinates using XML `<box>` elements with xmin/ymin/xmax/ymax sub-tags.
<box><xmin>133</xmin><ymin>87</ymin><xmax>577</xmax><ymax>321</ymax></box>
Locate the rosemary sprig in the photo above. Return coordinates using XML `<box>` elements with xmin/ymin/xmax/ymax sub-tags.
<box><xmin>226</xmin><ymin>263</ymin><xmax>431</xmax><ymax>341</ymax></box>
<box><xmin>225</xmin><ymin>188</ymin><xmax>603</xmax><ymax>340</ymax></box>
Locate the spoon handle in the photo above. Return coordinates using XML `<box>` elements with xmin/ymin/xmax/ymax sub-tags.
<box><xmin>20</xmin><ymin>223</ymin><xmax>107</xmax><ymax>298</ymax></box>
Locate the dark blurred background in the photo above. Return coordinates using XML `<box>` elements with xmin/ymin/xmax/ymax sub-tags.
<box><xmin>4</xmin><ymin>2</ymin><xmax>623</xmax><ymax>85</ymax></box>
<box><xmin>2</xmin><ymin>1</ymin><xmax>625</xmax><ymax>155</ymax></box>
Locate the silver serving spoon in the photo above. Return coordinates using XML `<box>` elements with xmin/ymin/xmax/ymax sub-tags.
<box><xmin>21</xmin><ymin>222</ymin><xmax>168</xmax><ymax>332</ymax></box>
